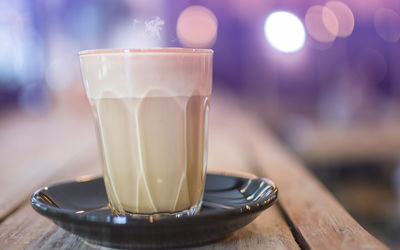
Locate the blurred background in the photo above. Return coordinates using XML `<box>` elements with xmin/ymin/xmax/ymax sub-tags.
<box><xmin>1</xmin><ymin>0</ymin><xmax>399</xmax><ymax>247</ymax></box>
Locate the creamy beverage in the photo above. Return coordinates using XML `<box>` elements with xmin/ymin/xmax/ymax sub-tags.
<box><xmin>90</xmin><ymin>95</ymin><xmax>209</xmax><ymax>214</ymax></box>
<box><xmin>79</xmin><ymin>48</ymin><xmax>213</xmax><ymax>216</ymax></box>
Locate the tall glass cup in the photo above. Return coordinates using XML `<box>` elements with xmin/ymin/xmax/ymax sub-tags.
<box><xmin>79</xmin><ymin>48</ymin><xmax>213</xmax><ymax>217</ymax></box>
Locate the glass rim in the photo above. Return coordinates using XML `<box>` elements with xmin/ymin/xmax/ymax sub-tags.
<box><xmin>79</xmin><ymin>47</ymin><xmax>213</xmax><ymax>56</ymax></box>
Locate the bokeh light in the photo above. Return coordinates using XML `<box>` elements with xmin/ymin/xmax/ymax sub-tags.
<box><xmin>325</xmin><ymin>1</ymin><xmax>355</xmax><ymax>38</ymax></box>
<box><xmin>374</xmin><ymin>8</ymin><xmax>400</xmax><ymax>43</ymax></box>
<box><xmin>350</xmin><ymin>0</ymin><xmax>386</xmax><ymax>22</ymax></box>
<box><xmin>305</xmin><ymin>5</ymin><xmax>338</xmax><ymax>43</ymax></box>
<box><xmin>264</xmin><ymin>11</ymin><xmax>305</xmax><ymax>53</ymax></box>
<box><xmin>176</xmin><ymin>5</ymin><xmax>218</xmax><ymax>48</ymax></box>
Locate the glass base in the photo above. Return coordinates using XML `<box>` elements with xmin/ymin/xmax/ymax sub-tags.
<box><xmin>110</xmin><ymin>200</ymin><xmax>203</xmax><ymax>220</ymax></box>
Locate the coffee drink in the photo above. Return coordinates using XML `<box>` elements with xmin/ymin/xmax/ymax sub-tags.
<box><xmin>79</xmin><ymin>48</ymin><xmax>213</xmax><ymax>216</ymax></box>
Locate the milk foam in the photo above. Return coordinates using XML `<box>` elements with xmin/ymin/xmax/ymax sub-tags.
<box><xmin>79</xmin><ymin>48</ymin><xmax>213</xmax><ymax>99</ymax></box>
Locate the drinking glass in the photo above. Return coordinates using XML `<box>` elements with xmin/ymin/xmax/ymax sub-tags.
<box><xmin>79</xmin><ymin>48</ymin><xmax>213</xmax><ymax>217</ymax></box>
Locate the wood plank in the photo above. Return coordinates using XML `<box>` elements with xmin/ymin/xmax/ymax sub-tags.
<box><xmin>192</xmin><ymin>206</ymin><xmax>299</xmax><ymax>250</ymax></box>
<box><xmin>292</xmin><ymin>123</ymin><xmax>400</xmax><ymax>164</ymax></box>
<box><xmin>0</xmin><ymin>200</ymin><xmax>297</xmax><ymax>250</ymax></box>
<box><xmin>0</xmin><ymin>152</ymin><xmax>101</xmax><ymax>250</ymax></box>
<box><xmin>212</xmin><ymin>95</ymin><xmax>388</xmax><ymax>249</ymax></box>
<box><xmin>0</xmin><ymin>94</ymin><xmax>299</xmax><ymax>249</ymax></box>
<box><xmin>0</xmin><ymin>105</ymin><xmax>97</xmax><ymax>220</ymax></box>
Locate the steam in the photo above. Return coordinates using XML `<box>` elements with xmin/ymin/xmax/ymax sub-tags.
<box><xmin>133</xmin><ymin>17</ymin><xmax>164</xmax><ymax>39</ymax></box>
<box><xmin>111</xmin><ymin>17</ymin><xmax>166</xmax><ymax>48</ymax></box>
<box><xmin>144</xmin><ymin>17</ymin><xmax>165</xmax><ymax>39</ymax></box>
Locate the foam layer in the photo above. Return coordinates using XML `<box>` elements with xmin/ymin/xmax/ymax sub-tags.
<box><xmin>79</xmin><ymin>48</ymin><xmax>213</xmax><ymax>98</ymax></box>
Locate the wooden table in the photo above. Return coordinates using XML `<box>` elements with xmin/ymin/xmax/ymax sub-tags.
<box><xmin>290</xmin><ymin>123</ymin><xmax>400</xmax><ymax>165</ymax></box>
<box><xmin>0</xmin><ymin>92</ymin><xmax>388</xmax><ymax>249</ymax></box>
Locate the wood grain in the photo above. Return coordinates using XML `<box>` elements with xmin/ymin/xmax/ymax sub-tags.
<box><xmin>0</xmin><ymin>94</ymin><xmax>299</xmax><ymax>249</ymax></box>
<box><xmin>0</xmin><ymin>93</ymin><xmax>388</xmax><ymax>249</ymax></box>
<box><xmin>0</xmin><ymin>199</ymin><xmax>297</xmax><ymax>250</ymax></box>
<box><xmin>0</xmin><ymin>106</ymin><xmax>98</xmax><ymax>220</ymax></box>
<box><xmin>295</xmin><ymin>124</ymin><xmax>400</xmax><ymax>164</ymax></box>
<box><xmin>192</xmin><ymin>206</ymin><xmax>300</xmax><ymax>250</ymax></box>
<box><xmin>211</xmin><ymin>95</ymin><xmax>388</xmax><ymax>250</ymax></box>
<box><xmin>0</xmin><ymin>151</ymin><xmax>101</xmax><ymax>250</ymax></box>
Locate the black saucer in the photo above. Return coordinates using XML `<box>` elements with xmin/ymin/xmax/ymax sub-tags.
<box><xmin>31</xmin><ymin>173</ymin><xmax>278</xmax><ymax>249</ymax></box>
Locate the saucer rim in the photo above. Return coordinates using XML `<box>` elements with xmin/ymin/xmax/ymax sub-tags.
<box><xmin>31</xmin><ymin>173</ymin><xmax>278</xmax><ymax>227</ymax></box>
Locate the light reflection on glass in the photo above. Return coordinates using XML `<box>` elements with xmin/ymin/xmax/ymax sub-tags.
<box><xmin>76</xmin><ymin>175</ymin><xmax>96</xmax><ymax>183</ymax></box>
<box><xmin>240</xmin><ymin>179</ymin><xmax>252</xmax><ymax>193</ymax></box>
<box><xmin>113</xmin><ymin>216</ymin><xmax>127</xmax><ymax>224</ymax></box>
